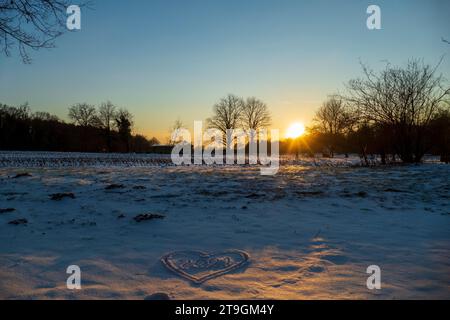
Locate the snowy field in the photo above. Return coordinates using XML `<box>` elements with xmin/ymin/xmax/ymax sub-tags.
<box><xmin>0</xmin><ymin>152</ymin><xmax>449</xmax><ymax>299</ymax></box>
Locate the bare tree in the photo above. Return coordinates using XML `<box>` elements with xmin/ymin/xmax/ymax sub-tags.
<box><xmin>346</xmin><ymin>59</ymin><xmax>450</xmax><ymax>162</ymax></box>
<box><xmin>98</xmin><ymin>101</ymin><xmax>116</xmax><ymax>130</ymax></box>
<box><xmin>313</xmin><ymin>95</ymin><xmax>355</xmax><ymax>157</ymax></box>
<box><xmin>168</xmin><ymin>118</ymin><xmax>184</xmax><ymax>145</ymax></box>
<box><xmin>207</xmin><ymin>94</ymin><xmax>244</xmax><ymax>137</ymax></box>
<box><xmin>0</xmin><ymin>0</ymin><xmax>85</xmax><ymax>63</ymax></box>
<box><xmin>68</xmin><ymin>103</ymin><xmax>98</xmax><ymax>127</ymax></box>
<box><xmin>315</xmin><ymin>95</ymin><xmax>354</xmax><ymax>135</ymax></box>
<box><xmin>98</xmin><ymin>101</ymin><xmax>117</xmax><ymax>151</ymax></box>
<box><xmin>241</xmin><ymin>97</ymin><xmax>271</xmax><ymax>131</ymax></box>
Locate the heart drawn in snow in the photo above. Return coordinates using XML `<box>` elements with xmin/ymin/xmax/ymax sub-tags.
<box><xmin>161</xmin><ymin>250</ymin><xmax>250</xmax><ymax>284</ymax></box>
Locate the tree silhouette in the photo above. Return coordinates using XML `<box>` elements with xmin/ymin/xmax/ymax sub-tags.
<box><xmin>115</xmin><ymin>108</ymin><xmax>133</xmax><ymax>152</ymax></box>
<box><xmin>207</xmin><ymin>94</ymin><xmax>244</xmax><ymax>137</ymax></box>
<box><xmin>168</xmin><ymin>119</ymin><xmax>187</xmax><ymax>146</ymax></box>
<box><xmin>241</xmin><ymin>97</ymin><xmax>271</xmax><ymax>131</ymax></box>
<box><xmin>98</xmin><ymin>101</ymin><xmax>117</xmax><ymax>151</ymax></box>
<box><xmin>68</xmin><ymin>103</ymin><xmax>99</xmax><ymax>127</ymax></box>
<box><xmin>313</xmin><ymin>95</ymin><xmax>355</xmax><ymax>157</ymax></box>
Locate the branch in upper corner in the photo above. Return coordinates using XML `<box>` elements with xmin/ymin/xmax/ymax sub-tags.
<box><xmin>0</xmin><ymin>0</ymin><xmax>89</xmax><ymax>63</ymax></box>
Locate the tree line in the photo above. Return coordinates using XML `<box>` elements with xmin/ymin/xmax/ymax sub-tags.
<box><xmin>304</xmin><ymin>59</ymin><xmax>450</xmax><ymax>164</ymax></box>
<box><xmin>205</xmin><ymin>59</ymin><xmax>450</xmax><ymax>164</ymax></box>
<box><xmin>0</xmin><ymin>101</ymin><xmax>160</xmax><ymax>153</ymax></box>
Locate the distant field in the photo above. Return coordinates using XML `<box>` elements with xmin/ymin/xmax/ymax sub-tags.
<box><xmin>0</xmin><ymin>151</ymin><xmax>442</xmax><ymax>168</ymax></box>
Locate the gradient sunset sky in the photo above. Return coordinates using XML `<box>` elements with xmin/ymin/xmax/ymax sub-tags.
<box><xmin>1</xmin><ymin>0</ymin><xmax>449</xmax><ymax>141</ymax></box>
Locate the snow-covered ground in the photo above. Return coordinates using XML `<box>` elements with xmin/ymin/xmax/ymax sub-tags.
<box><xmin>0</xmin><ymin>152</ymin><xmax>449</xmax><ymax>299</ymax></box>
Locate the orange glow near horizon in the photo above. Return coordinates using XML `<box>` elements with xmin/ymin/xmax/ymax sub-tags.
<box><xmin>285</xmin><ymin>122</ymin><xmax>305</xmax><ymax>139</ymax></box>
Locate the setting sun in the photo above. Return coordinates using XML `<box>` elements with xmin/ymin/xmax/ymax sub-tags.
<box><xmin>285</xmin><ymin>122</ymin><xmax>306</xmax><ymax>139</ymax></box>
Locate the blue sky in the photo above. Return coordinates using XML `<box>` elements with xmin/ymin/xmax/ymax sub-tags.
<box><xmin>1</xmin><ymin>0</ymin><xmax>449</xmax><ymax>140</ymax></box>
